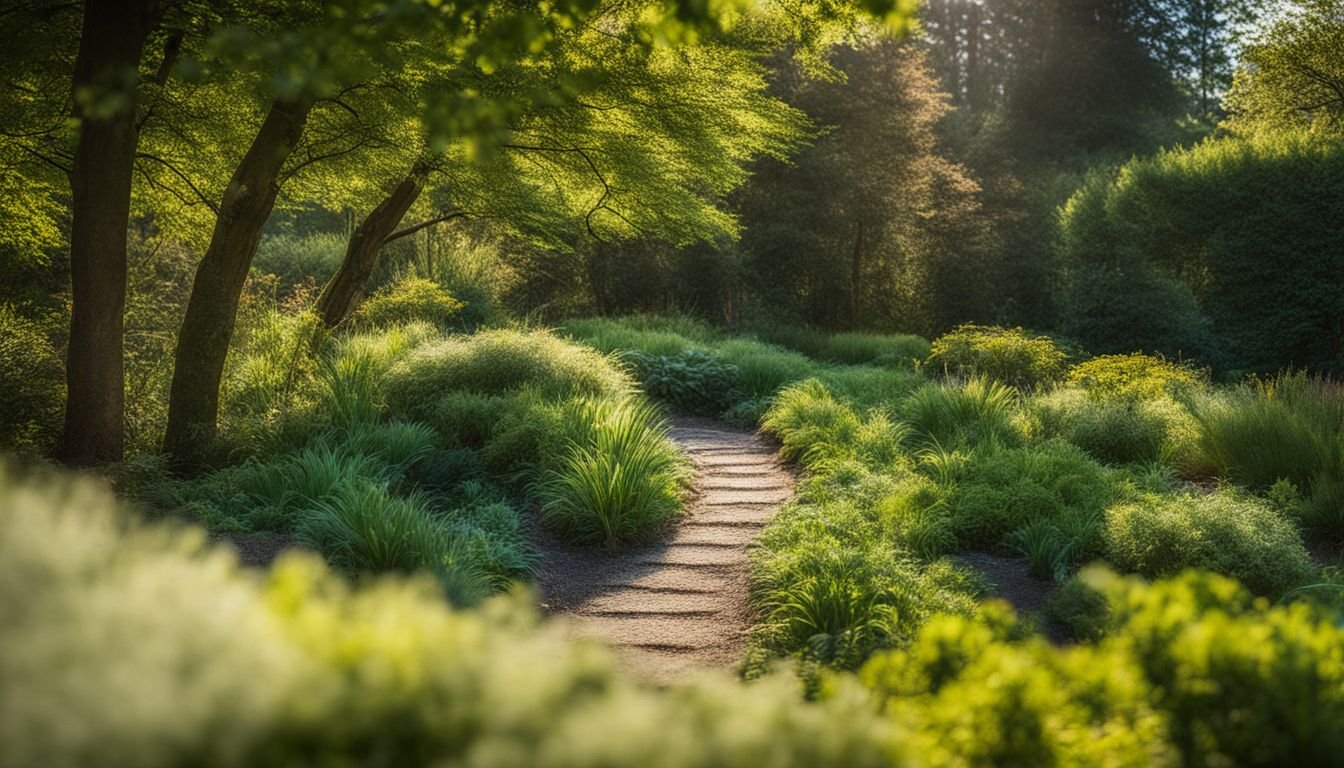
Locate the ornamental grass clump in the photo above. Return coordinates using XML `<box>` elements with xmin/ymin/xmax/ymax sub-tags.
<box><xmin>536</xmin><ymin>398</ymin><xmax>690</xmax><ymax>547</ymax></box>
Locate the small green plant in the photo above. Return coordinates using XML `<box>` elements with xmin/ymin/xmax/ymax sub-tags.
<box><xmin>1103</xmin><ymin>490</ymin><xmax>1317</xmax><ymax>596</ymax></box>
<box><xmin>535</xmin><ymin>398</ymin><xmax>690</xmax><ymax>547</ymax></box>
<box><xmin>927</xmin><ymin>324</ymin><xmax>1068</xmax><ymax>389</ymax></box>
<box><xmin>625</xmin><ymin>349</ymin><xmax>741</xmax><ymax>415</ymax></box>
<box><xmin>0</xmin><ymin>305</ymin><xmax>63</xmax><ymax>452</ymax></box>
<box><xmin>902</xmin><ymin>379</ymin><xmax>1021</xmax><ymax>451</ymax></box>
<box><xmin>353</xmin><ymin>276</ymin><xmax>465</xmax><ymax>329</ymax></box>
<box><xmin>1042</xmin><ymin>576</ymin><xmax>1110</xmax><ymax>641</ymax></box>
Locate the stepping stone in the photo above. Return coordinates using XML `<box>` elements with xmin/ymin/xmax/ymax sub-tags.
<box><xmin>670</xmin><ymin>524</ymin><xmax>759</xmax><ymax>547</ymax></box>
<box><xmin>616</xmin><ymin>567</ymin><xmax>738</xmax><ymax>593</ymax></box>
<box><xmin>699</xmin><ymin>477</ymin><xmax>790</xmax><ymax>491</ymax></box>
<box><xmin>573</xmin><ymin>615</ymin><xmax>729</xmax><ymax>649</ymax></box>
<box><xmin>638</xmin><ymin>544</ymin><xmax>742</xmax><ymax>567</ymax></box>
<box><xmin>689</xmin><ymin>505</ymin><xmax>775</xmax><ymax>526</ymax></box>
<box><xmin>700</xmin><ymin>488</ymin><xmax>793</xmax><ymax>505</ymax></box>
<box><xmin>582</xmin><ymin>590</ymin><xmax>723</xmax><ymax>616</ymax></box>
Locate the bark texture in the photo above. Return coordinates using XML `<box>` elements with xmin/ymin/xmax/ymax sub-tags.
<box><xmin>162</xmin><ymin>98</ymin><xmax>312</xmax><ymax>465</ymax></box>
<box><xmin>60</xmin><ymin>0</ymin><xmax>156</xmax><ymax>467</ymax></box>
<box><xmin>315</xmin><ymin>169</ymin><xmax>426</xmax><ymax>328</ymax></box>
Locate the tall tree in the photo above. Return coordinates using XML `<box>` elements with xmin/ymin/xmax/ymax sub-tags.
<box><xmin>738</xmin><ymin>41</ymin><xmax>991</xmax><ymax>334</ymax></box>
<box><xmin>1225</xmin><ymin>0</ymin><xmax>1344</xmax><ymax>131</ymax></box>
<box><xmin>60</xmin><ymin>0</ymin><xmax>160</xmax><ymax>466</ymax></box>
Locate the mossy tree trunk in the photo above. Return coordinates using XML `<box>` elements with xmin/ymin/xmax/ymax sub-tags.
<box><xmin>162</xmin><ymin>98</ymin><xmax>312</xmax><ymax>466</ymax></box>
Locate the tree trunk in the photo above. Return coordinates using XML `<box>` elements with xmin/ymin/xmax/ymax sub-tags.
<box><xmin>849</xmin><ymin>220</ymin><xmax>865</xmax><ymax>329</ymax></box>
<box><xmin>59</xmin><ymin>0</ymin><xmax>156</xmax><ymax>467</ymax></box>
<box><xmin>316</xmin><ymin>168</ymin><xmax>426</xmax><ymax>328</ymax></box>
<box><xmin>162</xmin><ymin>98</ymin><xmax>312</xmax><ymax>465</ymax></box>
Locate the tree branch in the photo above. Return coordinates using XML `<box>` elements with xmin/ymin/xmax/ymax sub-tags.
<box><xmin>383</xmin><ymin>211</ymin><xmax>473</xmax><ymax>244</ymax></box>
<box><xmin>135</xmin><ymin>151</ymin><xmax>219</xmax><ymax>213</ymax></box>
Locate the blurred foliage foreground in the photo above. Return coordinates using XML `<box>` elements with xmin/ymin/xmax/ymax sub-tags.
<box><xmin>3</xmin><ymin>462</ymin><xmax>1344</xmax><ymax>768</ymax></box>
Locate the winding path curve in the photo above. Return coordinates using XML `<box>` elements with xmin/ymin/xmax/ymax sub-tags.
<box><xmin>534</xmin><ymin>417</ymin><xmax>794</xmax><ymax>683</ymax></box>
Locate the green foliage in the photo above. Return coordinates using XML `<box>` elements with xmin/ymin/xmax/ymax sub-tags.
<box><xmin>1068</xmin><ymin>353</ymin><xmax>1204</xmax><ymax>401</ymax></box>
<box><xmin>1103</xmin><ymin>569</ymin><xmax>1344</xmax><ymax>765</ymax></box>
<box><xmin>0</xmin><ymin>463</ymin><xmax>903</xmax><ymax>768</ymax></box>
<box><xmin>295</xmin><ymin>481</ymin><xmax>495</xmax><ymax>604</ymax></box>
<box><xmin>535</xmin><ymin>398</ymin><xmax>690</xmax><ymax>547</ymax></box>
<box><xmin>751</xmin><ymin>485</ymin><xmax>982</xmax><ymax>670</ymax></box>
<box><xmin>1058</xmin><ymin>129</ymin><xmax>1344</xmax><ymax>374</ymax></box>
<box><xmin>927</xmin><ymin>325</ymin><xmax>1068</xmax><ymax>389</ymax></box>
<box><xmin>1187</xmin><ymin>373</ymin><xmax>1344</xmax><ymax>510</ymax></box>
<box><xmin>901</xmin><ymin>378</ymin><xmax>1021</xmax><ymax>451</ymax></box>
<box><xmin>1029</xmin><ymin>387</ymin><xmax>1192</xmax><ymax>465</ymax></box>
<box><xmin>825</xmin><ymin>332</ymin><xmax>932</xmax><ymax>367</ymax></box>
<box><xmin>941</xmin><ymin>441</ymin><xmax>1112</xmax><ymax>560</ymax></box>
<box><xmin>558</xmin><ymin>315</ymin><xmax>720</xmax><ymax>357</ymax></box>
<box><xmin>0</xmin><ymin>305</ymin><xmax>63</xmax><ymax>453</ymax></box>
<box><xmin>253</xmin><ymin>232</ymin><xmax>346</xmax><ymax>291</ymax></box>
<box><xmin>218</xmin><ymin>287</ymin><xmax>326</xmax><ymax>459</ymax></box>
<box><xmin>864</xmin><ymin>569</ymin><xmax>1344</xmax><ymax>767</ymax></box>
<box><xmin>1042</xmin><ymin>576</ymin><xmax>1110</xmax><ymax>642</ymax></box>
<box><xmin>762</xmin><ymin>380</ymin><xmax>909</xmax><ymax>472</ymax></box>
<box><xmin>862</xmin><ymin>605</ymin><xmax>1173</xmax><ymax>768</ymax></box>
<box><xmin>353</xmin><ymin>276</ymin><xmax>465</xmax><ymax>330</ymax></box>
<box><xmin>625</xmin><ymin>349</ymin><xmax>741</xmax><ymax>415</ymax></box>
<box><xmin>1103</xmin><ymin>490</ymin><xmax>1317</xmax><ymax>596</ymax></box>
<box><xmin>1226</xmin><ymin>0</ymin><xmax>1344</xmax><ymax>134</ymax></box>
<box><xmin>714</xmin><ymin>338</ymin><xmax>818</xmax><ymax>400</ymax></box>
<box><xmin>385</xmin><ymin>329</ymin><xmax>631</xmax><ymax>415</ymax></box>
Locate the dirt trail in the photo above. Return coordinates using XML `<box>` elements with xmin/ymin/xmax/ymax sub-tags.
<box><xmin>534</xmin><ymin>416</ymin><xmax>794</xmax><ymax>684</ymax></box>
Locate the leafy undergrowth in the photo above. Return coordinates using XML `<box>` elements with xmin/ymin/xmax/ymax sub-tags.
<box><xmin>125</xmin><ymin>322</ymin><xmax>692</xmax><ymax>600</ymax></box>
<box><xmin>750</xmin><ymin>342</ymin><xmax>1336</xmax><ymax>674</ymax></box>
<box><xmin>6</xmin><ymin>464</ymin><xmax>1344</xmax><ymax>767</ymax></box>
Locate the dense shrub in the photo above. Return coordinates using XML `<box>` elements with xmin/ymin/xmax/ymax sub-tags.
<box><xmin>0</xmin><ymin>464</ymin><xmax>901</xmax><ymax>768</ymax></box>
<box><xmin>625</xmin><ymin>349</ymin><xmax>741</xmax><ymax>415</ymax></box>
<box><xmin>1058</xmin><ymin>130</ymin><xmax>1344</xmax><ymax>375</ymax></box>
<box><xmin>901</xmin><ymin>379</ymin><xmax>1021</xmax><ymax>451</ymax></box>
<box><xmin>385</xmin><ymin>330</ymin><xmax>631</xmax><ymax>414</ymax></box>
<box><xmin>353</xmin><ymin>276</ymin><xmax>465</xmax><ymax>329</ymax></box>
<box><xmin>535</xmin><ymin>398</ymin><xmax>690</xmax><ymax>547</ymax></box>
<box><xmin>1067</xmin><ymin>353</ymin><xmax>1203</xmax><ymax>401</ymax></box>
<box><xmin>926</xmin><ymin>325</ymin><xmax>1068</xmax><ymax>389</ymax></box>
<box><xmin>1103</xmin><ymin>491</ymin><xmax>1316</xmax><ymax>596</ymax></box>
<box><xmin>863</xmin><ymin>568</ymin><xmax>1344</xmax><ymax>766</ymax></box>
<box><xmin>940</xmin><ymin>441</ymin><xmax>1113</xmax><ymax>565</ymax></box>
<box><xmin>862</xmin><ymin>606</ymin><xmax>1171</xmax><ymax>767</ymax></box>
<box><xmin>0</xmin><ymin>306</ymin><xmax>63</xmax><ymax>453</ymax></box>
<box><xmin>1029</xmin><ymin>387</ymin><xmax>1191</xmax><ymax>465</ymax></box>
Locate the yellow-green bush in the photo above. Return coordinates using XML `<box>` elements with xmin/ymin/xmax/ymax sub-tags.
<box><xmin>863</xmin><ymin>569</ymin><xmax>1344</xmax><ymax>767</ymax></box>
<box><xmin>1067</xmin><ymin>353</ymin><xmax>1203</xmax><ymax>401</ymax></box>
<box><xmin>0</xmin><ymin>463</ymin><xmax>904</xmax><ymax>768</ymax></box>
<box><xmin>927</xmin><ymin>325</ymin><xmax>1068</xmax><ymax>389</ymax></box>
<box><xmin>353</xmin><ymin>276</ymin><xmax>465</xmax><ymax>329</ymax></box>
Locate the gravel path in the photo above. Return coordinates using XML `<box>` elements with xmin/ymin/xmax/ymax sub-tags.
<box><xmin>534</xmin><ymin>417</ymin><xmax>794</xmax><ymax>684</ymax></box>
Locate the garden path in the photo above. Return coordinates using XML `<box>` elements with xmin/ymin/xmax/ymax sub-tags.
<box><xmin>534</xmin><ymin>416</ymin><xmax>794</xmax><ymax>684</ymax></box>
